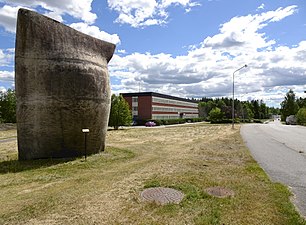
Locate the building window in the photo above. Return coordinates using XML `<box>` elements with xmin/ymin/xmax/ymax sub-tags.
<box><xmin>132</xmin><ymin>96</ymin><xmax>138</xmax><ymax>107</ymax></box>
<box><xmin>132</xmin><ymin>97</ymin><xmax>138</xmax><ymax>102</ymax></box>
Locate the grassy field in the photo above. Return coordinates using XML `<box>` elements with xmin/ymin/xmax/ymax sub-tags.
<box><xmin>0</xmin><ymin>123</ymin><xmax>305</xmax><ymax>225</ymax></box>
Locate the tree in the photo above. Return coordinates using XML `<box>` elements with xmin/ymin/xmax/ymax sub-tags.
<box><xmin>108</xmin><ymin>94</ymin><xmax>132</xmax><ymax>130</ymax></box>
<box><xmin>259</xmin><ymin>100</ymin><xmax>269</xmax><ymax>119</ymax></box>
<box><xmin>297</xmin><ymin>97</ymin><xmax>306</xmax><ymax>109</ymax></box>
<box><xmin>198</xmin><ymin>96</ymin><xmax>278</xmax><ymax>123</ymax></box>
<box><xmin>198</xmin><ymin>102</ymin><xmax>208</xmax><ymax>118</ymax></box>
<box><xmin>198</xmin><ymin>100</ymin><xmax>215</xmax><ymax>118</ymax></box>
<box><xmin>280</xmin><ymin>89</ymin><xmax>299</xmax><ymax>121</ymax></box>
<box><xmin>209</xmin><ymin>107</ymin><xmax>224</xmax><ymax>123</ymax></box>
<box><xmin>269</xmin><ymin>107</ymin><xmax>280</xmax><ymax>116</ymax></box>
<box><xmin>296</xmin><ymin>108</ymin><xmax>306</xmax><ymax>125</ymax></box>
<box><xmin>245</xmin><ymin>104</ymin><xmax>254</xmax><ymax>120</ymax></box>
<box><xmin>251</xmin><ymin>100</ymin><xmax>260</xmax><ymax>119</ymax></box>
<box><xmin>0</xmin><ymin>89</ymin><xmax>16</xmax><ymax>123</ymax></box>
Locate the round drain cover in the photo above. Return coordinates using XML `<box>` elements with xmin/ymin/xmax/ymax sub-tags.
<box><xmin>141</xmin><ymin>187</ymin><xmax>184</xmax><ymax>205</ymax></box>
<box><xmin>206</xmin><ymin>186</ymin><xmax>234</xmax><ymax>198</ymax></box>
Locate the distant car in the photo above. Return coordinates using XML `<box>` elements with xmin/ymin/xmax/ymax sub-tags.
<box><xmin>145</xmin><ymin>121</ymin><xmax>156</xmax><ymax>127</ymax></box>
<box><xmin>286</xmin><ymin>115</ymin><xmax>297</xmax><ymax>125</ymax></box>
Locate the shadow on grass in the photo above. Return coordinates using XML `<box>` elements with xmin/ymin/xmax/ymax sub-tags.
<box><xmin>0</xmin><ymin>158</ymin><xmax>75</xmax><ymax>174</ymax></box>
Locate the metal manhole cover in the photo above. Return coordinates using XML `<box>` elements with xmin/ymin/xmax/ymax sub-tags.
<box><xmin>141</xmin><ymin>187</ymin><xmax>184</xmax><ymax>205</ymax></box>
<box><xmin>206</xmin><ymin>186</ymin><xmax>234</xmax><ymax>198</ymax></box>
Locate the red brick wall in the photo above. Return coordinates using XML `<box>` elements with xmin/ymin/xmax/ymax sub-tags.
<box><xmin>138</xmin><ymin>96</ymin><xmax>152</xmax><ymax>119</ymax></box>
<box><xmin>123</xmin><ymin>96</ymin><xmax>132</xmax><ymax>110</ymax></box>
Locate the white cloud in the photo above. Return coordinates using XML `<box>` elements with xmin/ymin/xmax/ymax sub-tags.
<box><xmin>70</xmin><ymin>23</ymin><xmax>120</xmax><ymax>45</ymax></box>
<box><xmin>0</xmin><ymin>48</ymin><xmax>14</xmax><ymax>66</ymax></box>
<box><xmin>43</xmin><ymin>10</ymin><xmax>64</xmax><ymax>23</ymax></box>
<box><xmin>107</xmin><ymin>0</ymin><xmax>200</xmax><ymax>27</ymax></box>
<box><xmin>109</xmin><ymin>6</ymin><xmax>306</xmax><ymax>106</ymax></box>
<box><xmin>1</xmin><ymin>0</ymin><xmax>97</xmax><ymax>24</ymax></box>
<box><xmin>0</xmin><ymin>86</ymin><xmax>6</xmax><ymax>92</ymax></box>
<box><xmin>0</xmin><ymin>70</ymin><xmax>14</xmax><ymax>82</ymax></box>
<box><xmin>0</xmin><ymin>1</ymin><xmax>120</xmax><ymax>48</ymax></box>
<box><xmin>202</xmin><ymin>5</ymin><xmax>297</xmax><ymax>52</ymax></box>
<box><xmin>257</xmin><ymin>3</ymin><xmax>265</xmax><ymax>11</ymax></box>
<box><xmin>117</xmin><ymin>49</ymin><xmax>127</xmax><ymax>54</ymax></box>
<box><xmin>0</xmin><ymin>48</ymin><xmax>15</xmax><ymax>89</ymax></box>
<box><xmin>108</xmin><ymin>0</ymin><xmax>161</xmax><ymax>27</ymax></box>
<box><xmin>0</xmin><ymin>5</ymin><xmax>21</xmax><ymax>32</ymax></box>
<box><xmin>0</xmin><ymin>0</ymin><xmax>97</xmax><ymax>33</ymax></box>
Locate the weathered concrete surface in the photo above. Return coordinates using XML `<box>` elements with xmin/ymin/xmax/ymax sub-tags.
<box><xmin>15</xmin><ymin>9</ymin><xmax>116</xmax><ymax>160</ymax></box>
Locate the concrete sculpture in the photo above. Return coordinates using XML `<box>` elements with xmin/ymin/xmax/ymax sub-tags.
<box><xmin>15</xmin><ymin>9</ymin><xmax>116</xmax><ymax>160</ymax></box>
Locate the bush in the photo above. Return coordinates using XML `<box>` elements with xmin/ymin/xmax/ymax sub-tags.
<box><xmin>209</xmin><ymin>107</ymin><xmax>224</xmax><ymax>123</ymax></box>
<box><xmin>187</xmin><ymin>117</ymin><xmax>205</xmax><ymax>123</ymax></box>
<box><xmin>210</xmin><ymin>119</ymin><xmax>232</xmax><ymax>124</ymax></box>
<box><xmin>134</xmin><ymin>119</ymin><xmax>147</xmax><ymax>126</ymax></box>
<box><xmin>151</xmin><ymin>120</ymin><xmax>162</xmax><ymax>126</ymax></box>
<box><xmin>296</xmin><ymin>108</ymin><xmax>306</xmax><ymax>125</ymax></box>
<box><xmin>165</xmin><ymin>119</ymin><xmax>185</xmax><ymax>125</ymax></box>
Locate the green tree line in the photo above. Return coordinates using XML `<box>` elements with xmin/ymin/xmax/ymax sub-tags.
<box><xmin>198</xmin><ymin>97</ymin><xmax>280</xmax><ymax>123</ymax></box>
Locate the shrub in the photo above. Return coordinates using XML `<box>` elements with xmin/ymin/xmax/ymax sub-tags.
<box><xmin>151</xmin><ymin>120</ymin><xmax>162</xmax><ymax>126</ymax></box>
<box><xmin>188</xmin><ymin>117</ymin><xmax>205</xmax><ymax>123</ymax></box>
<box><xmin>296</xmin><ymin>108</ymin><xmax>306</xmax><ymax>125</ymax></box>
<box><xmin>209</xmin><ymin>107</ymin><xmax>224</xmax><ymax>123</ymax></box>
<box><xmin>210</xmin><ymin>119</ymin><xmax>232</xmax><ymax>124</ymax></box>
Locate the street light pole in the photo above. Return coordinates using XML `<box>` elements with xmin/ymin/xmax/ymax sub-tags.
<box><xmin>232</xmin><ymin>65</ymin><xmax>247</xmax><ymax>129</ymax></box>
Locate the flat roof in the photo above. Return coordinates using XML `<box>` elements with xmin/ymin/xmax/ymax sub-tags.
<box><xmin>120</xmin><ymin>92</ymin><xmax>197</xmax><ymax>103</ymax></box>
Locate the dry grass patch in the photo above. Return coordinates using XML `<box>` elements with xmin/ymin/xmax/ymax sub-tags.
<box><xmin>0</xmin><ymin>123</ymin><xmax>17</xmax><ymax>139</ymax></box>
<box><xmin>0</xmin><ymin>123</ymin><xmax>305</xmax><ymax>225</ymax></box>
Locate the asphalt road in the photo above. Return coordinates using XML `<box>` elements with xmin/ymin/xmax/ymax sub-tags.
<box><xmin>241</xmin><ymin>120</ymin><xmax>306</xmax><ymax>218</ymax></box>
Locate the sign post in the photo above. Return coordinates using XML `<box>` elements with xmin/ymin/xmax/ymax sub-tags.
<box><xmin>82</xmin><ymin>129</ymin><xmax>89</xmax><ymax>160</ymax></box>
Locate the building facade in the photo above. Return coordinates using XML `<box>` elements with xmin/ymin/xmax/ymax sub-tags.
<box><xmin>121</xmin><ymin>92</ymin><xmax>199</xmax><ymax>120</ymax></box>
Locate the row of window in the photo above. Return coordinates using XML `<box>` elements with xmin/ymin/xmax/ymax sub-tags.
<box><xmin>152</xmin><ymin>106</ymin><xmax>198</xmax><ymax>113</ymax></box>
<box><xmin>152</xmin><ymin>115</ymin><xmax>180</xmax><ymax>119</ymax></box>
<box><xmin>152</xmin><ymin>114</ymin><xmax>198</xmax><ymax>119</ymax></box>
<box><xmin>152</xmin><ymin>96</ymin><xmax>197</xmax><ymax>108</ymax></box>
<box><xmin>132</xmin><ymin>107</ymin><xmax>198</xmax><ymax>113</ymax></box>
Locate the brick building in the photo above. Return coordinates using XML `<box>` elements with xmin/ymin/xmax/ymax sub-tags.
<box><xmin>121</xmin><ymin>92</ymin><xmax>199</xmax><ymax>121</ymax></box>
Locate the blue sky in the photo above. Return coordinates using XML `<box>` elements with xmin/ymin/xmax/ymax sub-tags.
<box><xmin>0</xmin><ymin>0</ymin><xmax>306</xmax><ymax>107</ymax></box>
